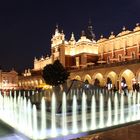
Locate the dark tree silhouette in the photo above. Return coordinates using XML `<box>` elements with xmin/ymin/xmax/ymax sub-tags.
<box><xmin>42</xmin><ymin>60</ymin><xmax>70</xmax><ymax>86</ymax></box>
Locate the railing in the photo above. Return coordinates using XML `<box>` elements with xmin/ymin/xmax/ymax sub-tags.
<box><xmin>69</xmin><ymin>59</ymin><xmax>140</xmax><ymax>72</ymax></box>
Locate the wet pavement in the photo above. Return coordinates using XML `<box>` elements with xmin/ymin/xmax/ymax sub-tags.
<box><xmin>76</xmin><ymin>122</ymin><xmax>140</xmax><ymax>140</ymax></box>
<box><xmin>0</xmin><ymin>121</ymin><xmax>29</xmax><ymax>140</ymax></box>
<box><xmin>0</xmin><ymin>121</ymin><xmax>14</xmax><ymax>137</ymax></box>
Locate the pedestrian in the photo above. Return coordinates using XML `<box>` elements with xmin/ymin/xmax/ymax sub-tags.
<box><xmin>136</xmin><ymin>83</ymin><xmax>139</xmax><ymax>92</ymax></box>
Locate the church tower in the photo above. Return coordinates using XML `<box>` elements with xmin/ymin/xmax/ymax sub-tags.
<box><xmin>85</xmin><ymin>19</ymin><xmax>96</xmax><ymax>41</ymax></box>
<box><xmin>51</xmin><ymin>25</ymin><xmax>66</xmax><ymax>66</ymax></box>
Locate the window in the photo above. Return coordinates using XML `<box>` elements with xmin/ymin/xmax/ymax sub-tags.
<box><xmin>107</xmin><ymin>56</ymin><xmax>110</xmax><ymax>63</ymax></box>
<box><xmin>132</xmin><ymin>52</ymin><xmax>135</xmax><ymax>59</ymax></box>
<box><xmin>76</xmin><ymin>57</ymin><xmax>79</xmax><ymax>67</ymax></box>
<box><xmin>118</xmin><ymin>55</ymin><xmax>122</xmax><ymax>61</ymax></box>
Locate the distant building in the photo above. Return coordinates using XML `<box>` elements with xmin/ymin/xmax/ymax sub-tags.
<box><xmin>19</xmin><ymin>22</ymin><xmax>140</xmax><ymax>90</ymax></box>
<box><xmin>18</xmin><ymin>69</ymin><xmax>44</xmax><ymax>89</ymax></box>
<box><xmin>0</xmin><ymin>69</ymin><xmax>18</xmax><ymax>90</ymax></box>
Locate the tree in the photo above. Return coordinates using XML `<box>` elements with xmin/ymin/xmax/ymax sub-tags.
<box><xmin>42</xmin><ymin>60</ymin><xmax>70</xmax><ymax>86</ymax></box>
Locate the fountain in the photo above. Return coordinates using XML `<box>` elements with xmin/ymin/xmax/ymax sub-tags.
<box><xmin>99</xmin><ymin>93</ymin><xmax>104</xmax><ymax>128</ymax></box>
<box><xmin>33</xmin><ymin>104</ymin><xmax>38</xmax><ymax>139</ymax></box>
<box><xmin>0</xmin><ymin>89</ymin><xmax>140</xmax><ymax>140</ymax></box>
<box><xmin>27</xmin><ymin>99</ymin><xmax>32</xmax><ymax>136</ymax></box>
<box><xmin>114</xmin><ymin>93</ymin><xmax>118</xmax><ymax>125</ymax></box>
<box><xmin>81</xmin><ymin>91</ymin><xmax>87</xmax><ymax>132</ymax></box>
<box><xmin>72</xmin><ymin>94</ymin><xmax>78</xmax><ymax>133</ymax></box>
<box><xmin>41</xmin><ymin>97</ymin><xmax>46</xmax><ymax>138</ymax></box>
<box><xmin>132</xmin><ymin>92</ymin><xmax>136</xmax><ymax>121</ymax></box>
<box><xmin>120</xmin><ymin>93</ymin><xmax>125</xmax><ymax>123</ymax></box>
<box><xmin>127</xmin><ymin>93</ymin><xmax>132</xmax><ymax>122</ymax></box>
<box><xmin>137</xmin><ymin>92</ymin><xmax>140</xmax><ymax>119</ymax></box>
<box><xmin>23</xmin><ymin>97</ymin><xmax>27</xmax><ymax>132</ymax></box>
<box><xmin>51</xmin><ymin>93</ymin><xmax>57</xmax><ymax>137</ymax></box>
<box><xmin>90</xmin><ymin>94</ymin><xmax>96</xmax><ymax>130</ymax></box>
<box><xmin>62</xmin><ymin>92</ymin><xmax>68</xmax><ymax>135</ymax></box>
<box><xmin>106</xmin><ymin>97</ymin><xmax>112</xmax><ymax>126</ymax></box>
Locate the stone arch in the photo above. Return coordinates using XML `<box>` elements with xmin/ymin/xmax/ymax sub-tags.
<box><xmin>39</xmin><ymin>79</ymin><xmax>43</xmax><ymax>85</ymax></box>
<box><xmin>21</xmin><ymin>81</ymin><xmax>24</xmax><ymax>86</ymax></box>
<box><xmin>119</xmin><ymin>69</ymin><xmax>135</xmax><ymax>90</ymax></box>
<box><xmin>18</xmin><ymin>82</ymin><xmax>21</xmax><ymax>87</ymax></box>
<box><xmin>136</xmin><ymin>68</ymin><xmax>140</xmax><ymax>83</ymax></box>
<box><xmin>92</xmin><ymin>73</ymin><xmax>104</xmax><ymax>87</ymax></box>
<box><xmin>30</xmin><ymin>80</ymin><xmax>33</xmax><ymax>86</ymax></box>
<box><xmin>105</xmin><ymin>71</ymin><xmax>117</xmax><ymax>87</ymax></box>
<box><xmin>118</xmin><ymin>54</ymin><xmax>122</xmax><ymax>61</ymax></box>
<box><xmin>31</xmin><ymin>80</ymin><xmax>34</xmax><ymax>87</ymax></box>
<box><xmin>27</xmin><ymin>81</ymin><xmax>30</xmax><ymax>86</ymax></box>
<box><xmin>25</xmin><ymin>81</ymin><xmax>27</xmax><ymax>86</ymax></box>
<box><xmin>84</xmin><ymin>74</ymin><xmax>92</xmax><ymax>84</ymax></box>
<box><xmin>106</xmin><ymin>77</ymin><xmax>113</xmax><ymax>90</ymax></box>
<box><xmin>34</xmin><ymin>79</ymin><xmax>38</xmax><ymax>87</ymax></box>
<box><xmin>74</xmin><ymin>75</ymin><xmax>81</xmax><ymax>81</ymax></box>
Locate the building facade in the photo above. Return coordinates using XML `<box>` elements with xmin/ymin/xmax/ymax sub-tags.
<box><xmin>0</xmin><ymin>69</ymin><xmax>18</xmax><ymax>90</ymax></box>
<box><xmin>19</xmin><ymin>23</ymin><xmax>140</xmax><ymax>90</ymax></box>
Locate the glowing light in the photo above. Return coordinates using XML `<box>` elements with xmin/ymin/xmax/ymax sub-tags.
<box><xmin>82</xmin><ymin>92</ymin><xmax>87</xmax><ymax>131</ymax></box>
<box><xmin>99</xmin><ymin>93</ymin><xmax>104</xmax><ymax>128</ymax></box>
<box><xmin>90</xmin><ymin>94</ymin><xmax>96</xmax><ymax>129</ymax></box>
<box><xmin>72</xmin><ymin>94</ymin><xmax>78</xmax><ymax>133</ymax></box>
<box><xmin>62</xmin><ymin>92</ymin><xmax>68</xmax><ymax>135</ymax></box>
<box><xmin>0</xmin><ymin>90</ymin><xmax>139</xmax><ymax>139</ymax></box>
<box><xmin>106</xmin><ymin>97</ymin><xmax>112</xmax><ymax>126</ymax></box>
<box><xmin>51</xmin><ymin>93</ymin><xmax>57</xmax><ymax>137</ymax></box>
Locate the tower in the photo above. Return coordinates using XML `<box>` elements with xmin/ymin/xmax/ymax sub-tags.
<box><xmin>51</xmin><ymin>25</ymin><xmax>66</xmax><ymax>66</ymax></box>
<box><xmin>85</xmin><ymin>19</ymin><xmax>96</xmax><ymax>41</ymax></box>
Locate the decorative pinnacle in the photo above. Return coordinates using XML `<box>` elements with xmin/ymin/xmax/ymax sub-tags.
<box><xmin>122</xmin><ymin>26</ymin><xmax>126</xmax><ymax>31</ymax></box>
<box><xmin>34</xmin><ymin>57</ymin><xmax>37</xmax><ymax>61</ymax></box>
<box><xmin>100</xmin><ymin>35</ymin><xmax>103</xmax><ymax>38</ymax></box>
<box><xmin>71</xmin><ymin>32</ymin><xmax>75</xmax><ymax>40</ymax></box>
<box><xmin>56</xmin><ymin>23</ymin><xmax>58</xmax><ymax>29</ymax></box>
<box><xmin>81</xmin><ymin>30</ymin><xmax>85</xmax><ymax>36</ymax></box>
<box><xmin>111</xmin><ymin>31</ymin><xmax>114</xmax><ymax>35</ymax></box>
<box><xmin>55</xmin><ymin>24</ymin><xmax>59</xmax><ymax>34</ymax></box>
<box><xmin>136</xmin><ymin>23</ymin><xmax>139</xmax><ymax>26</ymax></box>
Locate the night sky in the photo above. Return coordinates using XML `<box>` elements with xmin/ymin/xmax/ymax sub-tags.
<box><xmin>0</xmin><ymin>0</ymin><xmax>139</xmax><ymax>72</ymax></box>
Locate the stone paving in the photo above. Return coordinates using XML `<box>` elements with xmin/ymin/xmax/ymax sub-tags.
<box><xmin>0</xmin><ymin>121</ymin><xmax>140</xmax><ymax>140</ymax></box>
<box><xmin>76</xmin><ymin>123</ymin><xmax>140</xmax><ymax>140</ymax></box>
<box><xmin>0</xmin><ymin>121</ymin><xmax>29</xmax><ymax>140</ymax></box>
<box><xmin>0</xmin><ymin>121</ymin><xmax>14</xmax><ymax>137</ymax></box>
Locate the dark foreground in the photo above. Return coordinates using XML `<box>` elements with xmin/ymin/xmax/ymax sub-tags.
<box><xmin>76</xmin><ymin>122</ymin><xmax>140</xmax><ymax>140</ymax></box>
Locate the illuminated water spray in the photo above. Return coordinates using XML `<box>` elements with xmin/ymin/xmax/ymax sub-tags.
<box><xmin>41</xmin><ymin>97</ymin><xmax>47</xmax><ymax>138</ymax></box>
<box><xmin>120</xmin><ymin>93</ymin><xmax>125</xmax><ymax>123</ymax></box>
<box><xmin>90</xmin><ymin>94</ymin><xmax>96</xmax><ymax>129</ymax></box>
<box><xmin>82</xmin><ymin>92</ymin><xmax>87</xmax><ymax>131</ymax></box>
<box><xmin>33</xmin><ymin>105</ymin><xmax>38</xmax><ymax>139</ymax></box>
<box><xmin>51</xmin><ymin>93</ymin><xmax>57</xmax><ymax>137</ymax></box>
<box><xmin>99</xmin><ymin>93</ymin><xmax>104</xmax><ymax>128</ymax></box>
<box><xmin>106</xmin><ymin>97</ymin><xmax>112</xmax><ymax>126</ymax></box>
<box><xmin>62</xmin><ymin>92</ymin><xmax>68</xmax><ymax>135</ymax></box>
<box><xmin>72</xmin><ymin>94</ymin><xmax>78</xmax><ymax>133</ymax></box>
<box><xmin>114</xmin><ymin>93</ymin><xmax>118</xmax><ymax>125</ymax></box>
<box><xmin>0</xmin><ymin>89</ymin><xmax>140</xmax><ymax>140</ymax></box>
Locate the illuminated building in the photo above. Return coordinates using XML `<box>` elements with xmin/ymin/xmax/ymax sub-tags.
<box><xmin>0</xmin><ymin>69</ymin><xmax>18</xmax><ymax>90</ymax></box>
<box><xmin>19</xmin><ymin>22</ymin><xmax>140</xmax><ymax>90</ymax></box>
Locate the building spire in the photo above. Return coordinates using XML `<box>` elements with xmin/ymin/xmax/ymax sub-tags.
<box><xmin>55</xmin><ymin>23</ymin><xmax>59</xmax><ymax>35</ymax></box>
<box><xmin>88</xmin><ymin>18</ymin><xmax>92</xmax><ymax>29</ymax></box>
<box><xmin>70</xmin><ymin>32</ymin><xmax>75</xmax><ymax>40</ymax></box>
<box><xmin>81</xmin><ymin>30</ymin><xmax>85</xmax><ymax>36</ymax></box>
<box><xmin>85</xmin><ymin>19</ymin><xmax>96</xmax><ymax>41</ymax></box>
<box><xmin>69</xmin><ymin>32</ymin><xmax>76</xmax><ymax>45</ymax></box>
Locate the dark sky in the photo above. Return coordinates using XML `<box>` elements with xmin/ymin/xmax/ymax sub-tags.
<box><xmin>0</xmin><ymin>0</ymin><xmax>139</xmax><ymax>72</ymax></box>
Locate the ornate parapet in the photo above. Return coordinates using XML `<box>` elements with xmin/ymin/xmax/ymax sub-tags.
<box><xmin>34</xmin><ymin>55</ymin><xmax>52</xmax><ymax>70</ymax></box>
